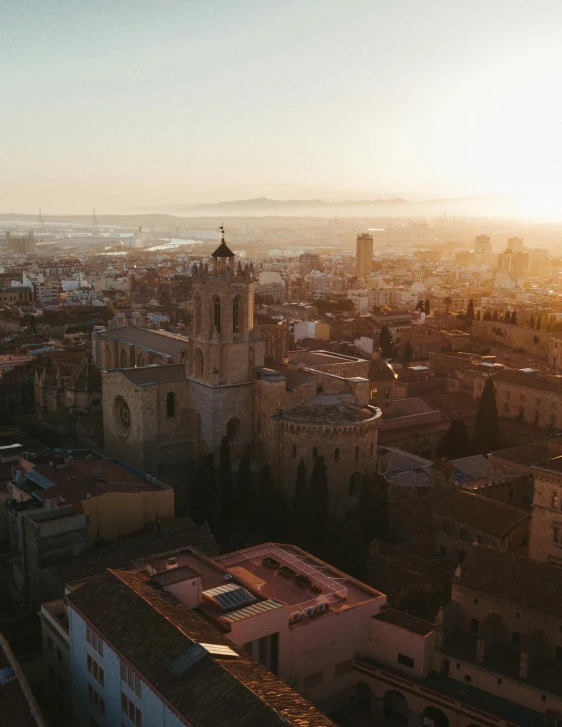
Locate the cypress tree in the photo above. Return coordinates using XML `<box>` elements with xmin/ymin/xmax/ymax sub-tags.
<box><xmin>293</xmin><ymin>459</ymin><xmax>308</xmax><ymax>547</ymax></box>
<box><xmin>416</xmin><ymin>299</ymin><xmax>424</xmax><ymax>312</ymax></box>
<box><xmin>404</xmin><ymin>340</ymin><xmax>413</xmax><ymax>363</ymax></box>
<box><xmin>537</xmin><ymin>315</ymin><xmax>542</xmax><ymax>331</ymax></box>
<box><xmin>530</xmin><ymin>315</ymin><xmax>535</xmax><ymax>329</ymax></box>
<box><xmin>510</xmin><ymin>311</ymin><xmax>518</xmax><ymax>325</ymax></box>
<box><xmin>216</xmin><ymin>436</ymin><xmax>235</xmax><ymax>548</ymax></box>
<box><xmin>467</xmin><ymin>299</ymin><xmax>475</xmax><ymax>320</ymax></box>
<box><xmin>442</xmin><ymin>419</ymin><xmax>471</xmax><ymax>460</ymax></box>
<box><xmin>307</xmin><ymin>455</ymin><xmax>330</xmax><ymax>555</ymax></box>
<box><xmin>189</xmin><ymin>454</ymin><xmax>218</xmax><ymax>527</ymax></box>
<box><xmin>483</xmin><ymin>310</ymin><xmax>492</xmax><ymax>321</ymax></box>
<box><xmin>473</xmin><ymin>378</ymin><xmax>501</xmax><ymax>454</ymax></box>
<box><xmin>379</xmin><ymin>325</ymin><xmax>394</xmax><ymax>358</ymax></box>
<box><xmin>493</xmin><ymin>310</ymin><xmax>499</xmax><ymax>321</ymax></box>
<box><xmin>234</xmin><ymin>453</ymin><xmax>255</xmax><ymax>541</ymax></box>
<box><xmin>424</xmin><ymin>299</ymin><xmax>430</xmax><ymax>315</ymax></box>
<box><xmin>504</xmin><ymin>310</ymin><xmax>511</xmax><ymax>323</ymax></box>
<box><xmin>476</xmin><ymin>309</ymin><xmax>482</xmax><ymax>321</ymax></box>
<box><xmin>355</xmin><ymin>473</ymin><xmax>389</xmax><ymax>544</ymax></box>
<box><xmin>255</xmin><ymin>464</ymin><xmax>289</xmax><ymax>542</ymax></box>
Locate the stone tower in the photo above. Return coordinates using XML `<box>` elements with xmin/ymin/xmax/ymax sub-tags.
<box><xmin>188</xmin><ymin>229</ymin><xmax>264</xmax><ymax>457</ymax></box>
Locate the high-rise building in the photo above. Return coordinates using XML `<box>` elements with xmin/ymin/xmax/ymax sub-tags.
<box><xmin>507</xmin><ymin>236</ymin><xmax>524</xmax><ymax>251</ymax></box>
<box><xmin>5</xmin><ymin>231</ymin><xmax>36</xmax><ymax>256</ymax></box>
<box><xmin>497</xmin><ymin>249</ymin><xmax>529</xmax><ymax>279</ymax></box>
<box><xmin>473</xmin><ymin>234</ymin><xmax>492</xmax><ymax>262</ymax></box>
<box><xmin>356</xmin><ymin>232</ymin><xmax>373</xmax><ymax>281</ymax></box>
<box><xmin>298</xmin><ymin>253</ymin><xmax>321</xmax><ymax>276</ymax></box>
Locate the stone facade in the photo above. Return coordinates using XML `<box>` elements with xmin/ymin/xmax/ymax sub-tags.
<box><xmin>99</xmin><ymin>237</ymin><xmax>382</xmax><ymax>508</ymax></box>
<box><xmin>470</xmin><ymin>319</ymin><xmax>551</xmax><ymax>358</ymax></box>
<box><xmin>529</xmin><ymin>461</ymin><xmax>562</xmax><ymax>565</ymax></box>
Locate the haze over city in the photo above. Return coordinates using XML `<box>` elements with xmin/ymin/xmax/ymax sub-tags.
<box><xmin>3</xmin><ymin>0</ymin><xmax>562</xmax><ymax>217</ymax></box>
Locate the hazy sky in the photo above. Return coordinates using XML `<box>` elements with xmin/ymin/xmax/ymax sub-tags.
<box><xmin>2</xmin><ymin>0</ymin><xmax>562</xmax><ymax>214</ymax></box>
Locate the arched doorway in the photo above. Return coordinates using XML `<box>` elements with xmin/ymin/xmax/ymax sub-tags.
<box><xmin>422</xmin><ymin>705</ymin><xmax>450</xmax><ymax>727</ymax></box>
<box><xmin>355</xmin><ymin>680</ymin><xmax>371</xmax><ymax>707</ymax></box>
<box><xmin>383</xmin><ymin>690</ymin><xmax>408</xmax><ymax>725</ymax></box>
<box><xmin>120</xmin><ymin>349</ymin><xmax>127</xmax><ymax>368</ymax></box>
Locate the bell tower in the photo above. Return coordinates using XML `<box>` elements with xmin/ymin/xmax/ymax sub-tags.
<box><xmin>188</xmin><ymin>228</ymin><xmax>264</xmax><ymax>455</ymax></box>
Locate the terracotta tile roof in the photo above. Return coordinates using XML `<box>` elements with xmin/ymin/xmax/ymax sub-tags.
<box><xmin>489</xmin><ymin>369</ymin><xmax>562</xmax><ymax>394</ymax></box>
<box><xmin>67</xmin><ymin>570</ymin><xmax>336</xmax><ymax>727</ymax></box>
<box><xmin>455</xmin><ymin>546</ymin><xmax>562</xmax><ymax>616</ymax></box>
<box><xmin>489</xmin><ymin>440</ymin><xmax>559</xmax><ymax>467</ymax></box>
<box><xmin>46</xmin><ymin>526</ymin><xmax>218</xmax><ymax>588</ymax></box>
<box><xmin>420</xmin><ymin>391</ymin><xmax>477</xmax><ymax>415</ymax></box>
<box><xmin>432</xmin><ymin>491</ymin><xmax>530</xmax><ymax>536</ymax></box>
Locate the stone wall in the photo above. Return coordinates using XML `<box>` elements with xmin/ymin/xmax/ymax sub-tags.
<box><xmin>470</xmin><ymin>319</ymin><xmax>551</xmax><ymax>357</ymax></box>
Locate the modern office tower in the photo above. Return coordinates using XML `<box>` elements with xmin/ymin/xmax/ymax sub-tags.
<box><xmin>356</xmin><ymin>232</ymin><xmax>374</xmax><ymax>281</ymax></box>
<box><xmin>473</xmin><ymin>234</ymin><xmax>492</xmax><ymax>261</ymax></box>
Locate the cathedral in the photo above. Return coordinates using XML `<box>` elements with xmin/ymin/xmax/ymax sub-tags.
<box><xmin>94</xmin><ymin>234</ymin><xmax>383</xmax><ymax>511</ymax></box>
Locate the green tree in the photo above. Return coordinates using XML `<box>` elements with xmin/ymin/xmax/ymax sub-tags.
<box><xmin>504</xmin><ymin>310</ymin><xmax>511</xmax><ymax>323</ymax></box>
<box><xmin>379</xmin><ymin>324</ymin><xmax>394</xmax><ymax>358</ymax></box>
<box><xmin>293</xmin><ymin>459</ymin><xmax>308</xmax><ymax>546</ymax></box>
<box><xmin>536</xmin><ymin>315</ymin><xmax>542</xmax><ymax>331</ymax></box>
<box><xmin>355</xmin><ymin>473</ymin><xmax>389</xmax><ymax>544</ymax></box>
<box><xmin>467</xmin><ymin>299</ymin><xmax>475</xmax><ymax>320</ymax></box>
<box><xmin>403</xmin><ymin>339</ymin><xmax>413</xmax><ymax>363</ymax></box>
<box><xmin>483</xmin><ymin>310</ymin><xmax>492</xmax><ymax>321</ymax></box>
<box><xmin>476</xmin><ymin>309</ymin><xmax>482</xmax><ymax>321</ymax></box>
<box><xmin>189</xmin><ymin>454</ymin><xmax>218</xmax><ymax>527</ymax></box>
<box><xmin>416</xmin><ymin>299</ymin><xmax>424</xmax><ymax>312</ymax></box>
<box><xmin>442</xmin><ymin>419</ymin><xmax>471</xmax><ymax>460</ymax></box>
<box><xmin>510</xmin><ymin>311</ymin><xmax>518</xmax><ymax>325</ymax></box>
<box><xmin>306</xmin><ymin>455</ymin><xmax>330</xmax><ymax>555</ymax></box>
<box><xmin>324</xmin><ymin>516</ymin><xmax>367</xmax><ymax>579</ymax></box>
<box><xmin>233</xmin><ymin>453</ymin><xmax>255</xmax><ymax>541</ymax></box>
<box><xmin>493</xmin><ymin>310</ymin><xmax>499</xmax><ymax>321</ymax></box>
<box><xmin>424</xmin><ymin>299</ymin><xmax>430</xmax><ymax>315</ymax></box>
<box><xmin>473</xmin><ymin>378</ymin><xmax>501</xmax><ymax>454</ymax></box>
<box><xmin>255</xmin><ymin>464</ymin><xmax>289</xmax><ymax>542</ymax></box>
<box><xmin>530</xmin><ymin>315</ymin><xmax>535</xmax><ymax>329</ymax></box>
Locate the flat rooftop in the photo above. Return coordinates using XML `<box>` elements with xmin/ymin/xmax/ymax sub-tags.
<box><xmin>373</xmin><ymin>607</ymin><xmax>434</xmax><ymax>636</ymax></box>
<box><xmin>214</xmin><ymin>543</ymin><xmax>383</xmax><ymax>615</ymax></box>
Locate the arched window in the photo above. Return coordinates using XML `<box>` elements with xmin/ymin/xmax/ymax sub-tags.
<box><xmin>120</xmin><ymin>349</ymin><xmax>127</xmax><ymax>368</ymax></box>
<box><xmin>105</xmin><ymin>344</ymin><xmax>112</xmax><ymax>368</ymax></box>
<box><xmin>166</xmin><ymin>392</ymin><xmax>175</xmax><ymax>418</ymax></box>
<box><xmin>227</xmin><ymin>417</ymin><xmax>240</xmax><ymax>442</ymax></box>
<box><xmin>232</xmin><ymin>296</ymin><xmax>240</xmax><ymax>334</ymax></box>
<box><xmin>194</xmin><ymin>295</ymin><xmax>202</xmax><ymax>335</ymax></box>
<box><xmin>292</xmin><ymin>444</ymin><xmax>297</xmax><ymax>459</ymax></box>
<box><xmin>136</xmin><ymin>353</ymin><xmax>144</xmax><ymax>367</ymax></box>
<box><xmin>334</xmin><ymin>447</ymin><xmax>340</xmax><ymax>462</ymax></box>
<box><xmin>355</xmin><ymin>445</ymin><xmax>359</xmax><ymax>462</ymax></box>
<box><xmin>194</xmin><ymin>349</ymin><xmax>204</xmax><ymax>378</ymax></box>
<box><xmin>213</xmin><ymin>297</ymin><xmax>221</xmax><ymax>334</ymax></box>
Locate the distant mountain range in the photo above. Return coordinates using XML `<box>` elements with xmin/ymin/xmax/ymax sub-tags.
<box><xmin>0</xmin><ymin>193</ymin><xmax>521</xmax><ymax>223</ymax></box>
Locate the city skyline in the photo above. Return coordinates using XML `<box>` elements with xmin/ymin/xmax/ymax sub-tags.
<box><xmin>3</xmin><ymin>1</ymin><xmax>562</xmax><ymax>216</ymax></box>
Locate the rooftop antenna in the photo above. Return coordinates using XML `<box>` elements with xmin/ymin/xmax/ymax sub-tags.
<box><xmin>92</xmin><ymin>208</ymin><xmax>99</xmax><ymax>232</ymax></box>
<box><xmin>220</xmin><ymin>223</ymin><xmax>225</xmax><ymax>243</ymax></box>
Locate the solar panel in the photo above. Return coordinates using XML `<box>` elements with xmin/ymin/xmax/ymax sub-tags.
<box><xmin>202</xmin><ymin>583</ymin><xmax>256</xmax><ymax>611</ymax></box>
<box><xmin>26</xmin><ymin>470</ymin><xmax>56</xmax><ymax>489</ymax></box>
<box><xmin>199</xmin><ymin>643</ymin><xmax>238</xmax><ymax>659</ymax></box>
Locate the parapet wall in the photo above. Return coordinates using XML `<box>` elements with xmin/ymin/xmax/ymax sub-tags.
<box><xmin>469</xmin><ymin>320</ymin><xmax>551</xmax><ymax>357</ymax></box>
